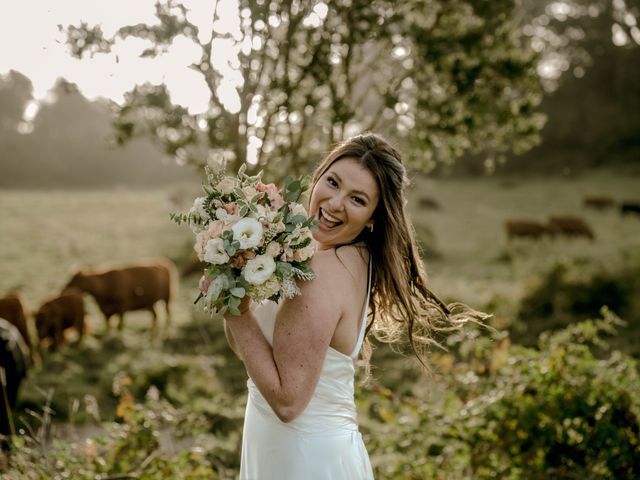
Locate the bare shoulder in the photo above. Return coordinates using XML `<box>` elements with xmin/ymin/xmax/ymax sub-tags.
<box><xmin>310</xmin><ymin>245</ymin><xmax>368</xmax><ymax>288</ymax></box>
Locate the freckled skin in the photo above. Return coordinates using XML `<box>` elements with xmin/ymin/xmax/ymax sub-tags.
<box><xmin>224</xmin><ymin>158</ymin><xmax>378</xmax><ymax>422</ymax></box>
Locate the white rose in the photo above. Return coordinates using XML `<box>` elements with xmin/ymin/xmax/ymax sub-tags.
<box><xmin>206</xmin><ymin>274</ymin><xmax>230</xmax><ymax>303</ymax></box>
<box><xmin>217</xmin><ymin>178</ymin><xmax>237</xmax><ymax>195</ymax></box>
<box><xmin>204</xmin><ymin>238</ymin><xmax>230</xmax><ymax>265</ymax></box>
<box><xmin>232</xmin><ymin>217</ymin><xmax>263</xmax><ymax>250</ymax></box>
<box><xmin>243</xmin><ymin>254</ymin><xmax>276</xmax><ymax>285</ymax></box>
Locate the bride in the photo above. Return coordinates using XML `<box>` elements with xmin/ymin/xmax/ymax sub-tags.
<box><xmin>224</xmin><ymin>133</ymin><xmax>477</xmax><ymax>479</ymax></box>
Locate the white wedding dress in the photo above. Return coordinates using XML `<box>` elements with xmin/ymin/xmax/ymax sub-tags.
<box><xmin>239</xmin><ymin>261</ymin><xmax>374</xmax><ymax>480</ymax></box>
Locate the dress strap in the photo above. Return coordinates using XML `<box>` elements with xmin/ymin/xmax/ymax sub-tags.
<box><xmin>350</xmin><ymin>257</ymin><xmax>372</xmax><ymax>359</ymax></box>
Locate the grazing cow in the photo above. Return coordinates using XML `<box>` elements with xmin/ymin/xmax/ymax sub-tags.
<box><xmin>583</xmin><ymin>195</ymin><xmax>615</xmax><ymax>210</ymax></box>
<box><xmin>548</xmin><ymin>215</ymin><xmax>595</xmax><ymax>240</ymax></box>
<box><xmin>620</xmin><ymin>201</ymin><xmax>640</xmax><ymax>217</ymax></box>
<box><xmin>418</xmin><ymin>196</ymin><xmax>442</xmax><ymax>210</ymax></box>
<box><xmin>0</xmin><ymin>293</ymin><xmax>32</xmax><ymax>356</ymax></box>
<box><xmin>0</xmin><ymin>318</ymin><xmax>31</xmax><ymax>448</ymax></box>
<box><xmin>65</xmin><ymin>258</ymin><xmax>177</xmax><ymax>330</ymax></box>
<box><xmin>504</xmin><ymin>220</ymin><xmax>554</xmax><ymax>242</ymax></box>
<box><xmin>35</xmin><ymin>288</ymin><xmax>86</xmax><ymax>350</ymax></box>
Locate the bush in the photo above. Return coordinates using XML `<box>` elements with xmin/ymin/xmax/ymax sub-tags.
<box><xmin>361</xmin><ymin>309</ymin><xmax>640</xmax><ymax>479</ymax></box>
<box><xmin>513</xmin><ymin>262</ymin><xmax>640</xmax><ymax>350</ymax></box>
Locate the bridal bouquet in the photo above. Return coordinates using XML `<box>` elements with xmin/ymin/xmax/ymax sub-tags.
<box><xmin>171</xmin><ymin>165</ymin><xmax>317</xmax><ymax>316</ymax></box>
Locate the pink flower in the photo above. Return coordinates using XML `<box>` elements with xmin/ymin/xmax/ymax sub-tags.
<box><xmin>207</xmin><ymin>220</ymin><xmax>225</xmax><ymax>238</ymax></box>
<box><xmin>263</xmin><ymin>183</ymin><xmax>285</xmax><ymax>210</ymax></box>
<box><xmin>223</xmin><ymin>202</ymin><xmax>238</xmax><ymax>214</ymax></box>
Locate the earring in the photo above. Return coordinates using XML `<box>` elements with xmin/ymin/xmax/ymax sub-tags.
<box><xmin>368</xmin><ymin>224</ymin><xmax>374</xmax><ymax>233</ymax></box>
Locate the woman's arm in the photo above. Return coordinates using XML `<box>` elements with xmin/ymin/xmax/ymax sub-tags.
<box><xmin>224</xmin><ymin>249</ymin><xmax>347</xmax><ymax>422</ymax></box>
<box><xmin>223</xmin><ymin>319</ymin><xmax>242</xmax><ymax>360</ymax></box>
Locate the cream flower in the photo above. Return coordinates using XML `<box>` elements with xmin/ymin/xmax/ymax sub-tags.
<box><xmin>232</xmin><ymin>217</ymin><xmax>263</xmax><ymax>249</ymax></box>
<box><xmin>243</xmin><ymin>185</ymin><xmax>257</xmax><ymax>199</ymax></box>
<box><xmin>204</xmin><ymin>238</ymin><xmax>230</xmax><ymax>265</ymax></box>
<box><xmin>293</xmin><ymin>241</ymin><xmax>316</xmax><ymax>262</ymax></box>
<box><xmin>265</xmin><ymin>241</ymin><xmax>282</xmax><ymax>258</ymax></box>
<box><xmin>243</xmin><ymin>254</ymin><xmax>276</xmax><ymax>285</ymax></box>
<box><xmin>217</xmin><ymin>178</ymin><xmax>237</xmax><ymax>195</ymax></box>
<box><xmin>194</xmin><ymin>231</ymin><xmax>209</xmax><ymax>261</ymax></box>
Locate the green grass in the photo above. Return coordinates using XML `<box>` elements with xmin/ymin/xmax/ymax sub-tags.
<box><xmin>409</xmin><ymin>169</ymin><xmax>640</xmax><ymax>318</ymax></box>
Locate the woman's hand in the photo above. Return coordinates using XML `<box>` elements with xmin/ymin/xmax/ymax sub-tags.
<box><xmin>225</xmin><ymin>294</ymin><xmax>252</xmax><ymax>320</ymax></box>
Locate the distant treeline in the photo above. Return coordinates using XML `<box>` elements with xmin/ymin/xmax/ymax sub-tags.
<box><xmin>0</xmin><ymin>71</ymin><xmax>199</xmax><ymax>188</ymax></box>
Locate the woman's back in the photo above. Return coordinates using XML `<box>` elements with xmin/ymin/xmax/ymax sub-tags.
<box><xmin>240</xmin><ymin>253</ymin><xmax>374</xmax><ymax>479</ymax></box>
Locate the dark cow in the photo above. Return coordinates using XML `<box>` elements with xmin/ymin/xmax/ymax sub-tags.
<box><xmin>0</xmin><ymin>293</ymin><xmax>32</xmax><ymax>357</ymax></box>
<box><xmin>505</xmin><ymin>220</ymin><xmax>554</xmax><ymax>242</ymax></box>
<box><xmin>548</xmin><ymin>215</ymin><xmax>595</xmax><ymax>240</ymax></box>
<box><xmin>418</xmin><ymin>196</ymin><xmax>442</xmax><ymax>210</ymax></box>
<box><xmin>65</xmin><ymin>258</ymin><xmax>177</xmax><ymax>330</ymax></box>
<box><xmin>620</xmin><ymin>201</ymin><xmax>640</xmax><ymax>217</ymax></box>
<box><xmin>0</xmin><ymin>318</ymin><xmax>31</xmax><ymax>448</ymax></box>
<box><xmin>35</xmin><ymin>288</ymin><xmax>86</xmax><ymax>350</ymax></box>
<box><xmin>583</xmin><ymin>195</ymin><xmax>615</xmax><ymax>210</ymax></box>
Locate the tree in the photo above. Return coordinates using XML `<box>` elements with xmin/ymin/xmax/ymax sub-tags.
<box><xmin>65</xmin><ymin>0</ymin><xmax>545</xmax><ymax>178</ymax></box>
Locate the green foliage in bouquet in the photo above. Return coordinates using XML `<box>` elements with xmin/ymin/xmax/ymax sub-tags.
<box><xmin>171</xmin><ymin>165</ymin><xmax>318</xmax><ymax>316</ymax></box>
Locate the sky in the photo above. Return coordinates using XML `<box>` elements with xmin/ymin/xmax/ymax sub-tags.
<box><xmin>0</xmin><ymin>0</ymin><xmax>241</xmax><ymax>120</ymax></box>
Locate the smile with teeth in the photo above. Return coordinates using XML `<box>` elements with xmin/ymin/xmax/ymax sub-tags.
<box><xmin>319</xmin><ymin>208</ymin><xmax>343</xmax><ymax>228</ymax></box>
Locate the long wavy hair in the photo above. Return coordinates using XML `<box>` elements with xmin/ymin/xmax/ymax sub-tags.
<box><xmin>310</xmin><ymin>133</ymin><xmax>488</xmax><ymax>371</ymax></box>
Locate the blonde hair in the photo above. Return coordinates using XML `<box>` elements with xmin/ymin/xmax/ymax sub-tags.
<box><xmin>311</xmin><ymin>133</ymin><xmax>489</xmax><ymax>372</ymax></box>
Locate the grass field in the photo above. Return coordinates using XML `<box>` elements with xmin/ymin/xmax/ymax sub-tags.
<box><xmin>2</xmin><ymin>168</ymin><xmax>639</xmax><ymax>332</ymax></box>
<box><xmin>2</xmin><ymin>168</ymin><xmax>640</xmax><ymax>478</ymax></box>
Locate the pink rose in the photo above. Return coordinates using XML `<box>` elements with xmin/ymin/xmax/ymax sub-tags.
<box><xmin>207</xmin><ymin>220</ymin><xmax>225</xmax><ymax>238</ymax></box>
<box><xmin>223</xmin><ymin>202</ymin><xmax>238</xmax><ymax>214</ymax></box>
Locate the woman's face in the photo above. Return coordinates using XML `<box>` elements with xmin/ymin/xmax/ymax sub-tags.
<box><xmin>309</xmin><ymin>157</ymin><xmax>379</xmax><ymax>250</ymax></box>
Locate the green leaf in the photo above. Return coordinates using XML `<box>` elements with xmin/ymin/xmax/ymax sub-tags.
<box><xmin>230</xmin><ymin>287</ymin><xmax>246</xmax><ymax>298</ymax></box>
<box><xmin>276</xmin><ymin>262</ymin><xmax>293</xmax><ymax>276</ymax></box>
<box><xmin>288</xmin><ymin>214</ymin><xmax>306</xmax><ymax>225</ymax></box>
<box><xmin>239</xmin><ymin>205</ymin><xmax>249</xmax><ymax>217</ymax></box>
<box><xmin>292</xmin><ymin>236</ymin><xmax>312</xmax><ymax>249</ymax></box>
<box><xmin>285</xmin><ymin>189</ymin><xmax>301</xmax><ymax>203</ymax></box>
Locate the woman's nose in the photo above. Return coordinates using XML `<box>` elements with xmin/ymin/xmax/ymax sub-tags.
<box><xmin>327</xmin><ymin>194</ymin><xmax>345</xmax><ymax>211</ymax></box>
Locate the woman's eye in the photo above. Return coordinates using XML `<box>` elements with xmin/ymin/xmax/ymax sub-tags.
<box><xmin>353</xmin><ymin>197</ymin><xmax>365</xmax><ymax>206</ymax></box>
<box><xmin>327</xmin><ymin>177</ymin><xmax>338</xmax><ymax>187</ymax></box>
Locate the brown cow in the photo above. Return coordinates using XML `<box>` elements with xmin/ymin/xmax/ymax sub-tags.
<box><xmin>548</xmin><ymin>215</ymin><xmax>595</xmax><ymax>240</ymax></box>
<box><xmin>0</xmin><ymin>293</ymin><xmax>32</xmax><ymax>355</ymax></box>
<box><xmin>35</xmin><ymin>288</ymin><xmax>86</xmax><ymax>350</ymax></box>
<box><xmin>504</xmin><ymin>220</ymin><xmax>554</xmax><ymax>242</ymax></box>
<box><xmin>65</xmin><ymin>258</ymin><xmax>177</xmax><ymax>330</ymax></box>
<box><xmin>583</xmin><ymin>195</ymin><xmax>615</xmax><ymax>210</ymax></box>
<box><xmin>418</xmin><ymin>196</ymin><xmax>442</xmax><ymax>210</ymax></box>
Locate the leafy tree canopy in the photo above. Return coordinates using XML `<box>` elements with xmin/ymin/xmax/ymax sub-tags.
<box><xmin>65</xmin><ymin>0</ymin><xmax>546</xmax><ymax>178</ymax></box>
